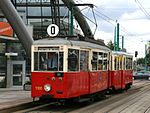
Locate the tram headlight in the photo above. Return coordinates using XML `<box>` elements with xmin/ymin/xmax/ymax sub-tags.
<box><xmin>44</xmin><ymin>84</ymin><xmax>51</xmax><ymax>92</ymax></box>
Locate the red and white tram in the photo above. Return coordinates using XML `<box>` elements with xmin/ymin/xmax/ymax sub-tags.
<box><xmin>110</xmin><ymin>51</ymin><xmax>133</xmax><ymax>91</ymax></box>
<box><xmin>31</xmin><ymin>38</ymin><xmax>133</xmax><ymax>101</ymax></box>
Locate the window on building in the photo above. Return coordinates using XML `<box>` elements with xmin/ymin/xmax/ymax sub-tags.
<box><xmin>12</xmin><ymin>0</ymin><xmax>71</xmax><ymax>40</ymax></box>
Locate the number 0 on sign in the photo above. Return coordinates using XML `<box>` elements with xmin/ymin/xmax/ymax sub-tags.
<box><xmin>47</xmin><ymin>24</ymin><xmax>59</xmax><ymax>37</ymax></box>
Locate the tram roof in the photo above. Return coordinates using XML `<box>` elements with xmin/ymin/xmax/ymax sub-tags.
<box><xmin>33</xmin><ymin>38</ymin><xmax>111</xmax><ymax>51</ymax></box>
<box><xmin>112</xmin><ymin>51</ymin><xmax>133</xmax><ymax>57</ymax></box>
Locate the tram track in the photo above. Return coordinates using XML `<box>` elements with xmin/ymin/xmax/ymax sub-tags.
<box><xmin>100</xmin><ymin>85</ymin><xmax>150</xmax><ymax>113</ymax></box>
<box><xmin>13</xmin><ymin>102</ymin><xmax>57</xmax><ymax>113</ymax></box>
<box><xmin>71</xmin><ymin>81</ymin><xmax>150</xmax><ymax>113</ymax></box>
<box><xmin>25</xmin><ymin>82</ymin><xmax>150</xmax><ymax>113</ymax></box>
<box><xmin>0</xmin><ymin>100</ymin><xmax>54</xmax><ymax>113</ymax></box>
<box><xmin>144</xmin><ymin>106</ymin><xmax>150</xmax><ymax>113</ymax></box>
<box><xmin>1</xmin><ymin>80</ymin><xmax>150</xmax><ymax>113</ymax></box>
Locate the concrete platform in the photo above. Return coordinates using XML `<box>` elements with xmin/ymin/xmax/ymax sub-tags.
<box><xmin>0</xmin><ymin>87</ymin><xmax>32</xmax><ymax>110</ymax></box>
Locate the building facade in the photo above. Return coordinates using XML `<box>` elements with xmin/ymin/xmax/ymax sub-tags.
<box><xmin>11</xmin><ymin>0</ymin><xmax>73</xmax><ymax>40</ymax></box>
<box><xmin>0</xmin><ymin>0</ymin><xmax>78</xmax><ymax>88</ymax></box>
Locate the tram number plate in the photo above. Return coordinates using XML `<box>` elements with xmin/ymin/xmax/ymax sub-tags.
<box><xmin>35</xmin><ymin>86</ymin><xmax>42</xmax><ymax>90</ymax></box>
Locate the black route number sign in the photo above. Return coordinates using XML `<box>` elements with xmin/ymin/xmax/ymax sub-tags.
<box><xmin>47</xmin><ymin>24</ymin><xmax>59</xmax><ymax>37</ymax></box>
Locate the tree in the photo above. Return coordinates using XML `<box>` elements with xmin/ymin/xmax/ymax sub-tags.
<box><xmin>137</xmin><ymin>58</ymin><xmax>145</xmax><ymax>65</ymax></box>
<box><xmin>107</xmin><ymin>40</ymin><xmax>114</xmax><ymax>50</ymax></box>
<box><xmin>145</xmin><ymin>53</ymin><xmax>150</xmax><ymax>67</ymax></box>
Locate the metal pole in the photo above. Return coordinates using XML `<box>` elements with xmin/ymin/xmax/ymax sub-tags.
<box><xmin>61</xmin><ymin>0</ymin><xmax>93</xmax><ymax>38</ymax></box>
<box><xmin>114</xmin><ymin>27</ymin><xmax>116</xmax><ymax>51</ymax></box>
<box><xmin>117</xmin><ymin>23</ymin><xmax>119</xmax><ymax>51</ymax></box>
<box><xmin>70</xmin><ymin>6</ymin><xmax>74</xmax><ymax>36</ymax></box>
<box><xmin>0</xmin><ymin>0</ymin><xmax>33</xmax><ymax>57</ymax></box>
<box><xmin>122</xmin><ymin>36</ymin><xmax>124</xmax><ymax>49</ymax></box>
<box><xmin>136</xmin><ymin>57</ymin><xmax>138</xmax><ymax>72</ymax></box>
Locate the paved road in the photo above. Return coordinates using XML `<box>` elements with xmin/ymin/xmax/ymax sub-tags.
<box><xmin>1</xmin><ymin>80</ymin><xmax>150</xmax><ymax>113</ymax></box>
<box><xmin>0</xmin><ymin>87</ymin><xmax>32</xmax><ymax>110</ymax></box>
<box><xmin>71</xmin><ymin>80</ymin><xmax>150</xmax><ymax>113</ymax></box>
<box><xmin>13</xmin><ymin>80</ymin><xmax>150</xmax><ymax>113</ymax></box>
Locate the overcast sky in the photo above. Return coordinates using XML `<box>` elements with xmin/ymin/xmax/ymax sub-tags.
<box><xmin>75</xmin><ymin>0</ymin><xmax>150</xmax><ymax>59</ymax></box>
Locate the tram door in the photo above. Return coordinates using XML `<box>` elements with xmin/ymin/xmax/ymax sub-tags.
<box><xmin>12</xmin><ymin>61</ymin><xmax>25</xmax><ymax>86</ymax></box>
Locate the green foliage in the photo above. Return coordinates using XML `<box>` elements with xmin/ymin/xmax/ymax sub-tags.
<box><xmin>146</xmin><ymin>53</ymin><xmax>150</xmax><ymax>66</ymax></box>
<box><xmin>137</xmin><ymin>58</ymin><xmax>145</xmax><ymax>65</ymax></box>
<box><xmin>107</xmin><ymin>40</ymin><xmax>114</xmax><ymax>50</ymax></box>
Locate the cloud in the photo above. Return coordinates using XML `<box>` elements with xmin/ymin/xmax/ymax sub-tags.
<box><xmin>93</xmin><ymin>30</ymin><xmax>113</xmax><ymax>44</ymax></box>
<box><xmin>120</xmin><ymin>19</ymin><xmax>150</xmax><ymax>35</ymax></box>
<box><xmin>121</xmin><ymin>10</ymin><xmax>145</xmax><ymax>20</ymax></box>
<box><xmin>80</xmin><ymin>0</ymin><xmax>150</xmax><ymax>58</ymax></box>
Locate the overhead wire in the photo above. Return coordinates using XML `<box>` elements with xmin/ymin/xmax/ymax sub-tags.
<box><xmin>94</xmin><ymin>11</ymin><xmax>115</xmax><ymax>26</ymax></box>
<box><xmin>135</xmin><ymin>0</ymin><xmax>150</xmax><ymax>19</ymax></box>
<box><xmin>71</xmin><ymin>5</ymin><xmax>97</xmax><ymax>27</ymax></box>
<box><xmin>94</xmin><ymin>8</ymin><xmax>136</xmax><ymax>36</ymax></box>
<box><xmin>72</xmin><ymin>0</ymin><xmax>150</xmax><ymax>37</ymax></box>
<box><xmin>91</xmin><ymin>8</ymin><xmax>98</xmax><ymax>36</ymax></box>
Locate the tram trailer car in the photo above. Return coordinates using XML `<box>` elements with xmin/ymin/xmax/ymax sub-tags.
<box><xmin>31</xmin><ymin>38</ymin><xmax>133</xmax><ymax>101</ymax></box>
<box><xmin>110</xmin><ymin>51</ymin><xmax>133</xmax><ymax>91</ymax></box>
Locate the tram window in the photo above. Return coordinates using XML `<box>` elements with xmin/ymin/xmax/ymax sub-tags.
<box><xmin>126</xmin><ymin>58</ymin><xmax>128</xmax><ymax>69</ymax></box>
<box><xmin>68</xmin><ymin>49</ymin><xmax>79</xmax><ymax>71</ymax></box>
<box><xmin>128</xmin><ymin>58</ymin><xmax>131</xmax><ymax>69</ymax></box>
<box><xmin>80</xmin><ymin>51</ymin><xmax>89</xmax><ymax>71</ymax></box>
<box><xmin>39</xmin><ymin>52</ymin><xmax>46</xmax><ymax>70</ymax></box>
<box><xmin>119</xmin><ymin>56</ymin><xmax>123</xmax><ymax>70</ymax></box>
<box><xmin>92</xmin><ymin>52</ymin><xmax>98</xmax><ymax>70</ymax></box>
<box><xmin>117</xmin><ymin>57</ymin><xmax>120</xmax><ymax>70</ymax></box>
<box><xmin>129</xmin><ymin>58</ymin><xmax>133</xmax><ymax>69</ymax></box>
<box><xmin>130</xmin><ymin>58</ymin><xmax>133</xmax><ymax>69</ymax></box>
<box><xmin>59</xmin><ymin>52</ymin><xmax>64</xmax><ymax>71</ymax></box>
<box><xmin>123</xmin><ymin>57</ymin><xmax>126</xmax><ymax>70</ymax></box>
<box><xmin>103</xmin><ymin>53</ymin><xmax>108</xmax><ymax>70</ymax></box>
<box><xmin>98</xmin><ymin>52</ymin><xmax>103</xmax><ymax>70</ymax></box>
<box><xmin>33</xmin><ymin>52</ymin><xmax>63</xmax><ymax>71</ymax></box>
<box><xmin>126</xmin><ymin>58</ymin><xmax>131</xmax><ymax>70</ymax></box>
<box><xmin>111</xmin><ymin>56</ymin><xmax>113</xmax><ymax>70</ymax></box>
<box><xmin>114</xmin><ymin>57</ymin><xmax>117</xmax><ymax>70</ymax></box>
<box><xmin>34</xmin><ymin>52</ymin><xmax>38</xmax><ymax>71</ymax></box>
<box><xmin>44</xmin><ymin>52</ymin><xmax>58</xmax><ymax>71</ymax></box>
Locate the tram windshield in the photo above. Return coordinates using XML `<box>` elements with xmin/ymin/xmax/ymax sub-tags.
<box><xmin>34</xmin><ymin>52</ymin><xmax>63</xmax><ymax>71</ymax></box>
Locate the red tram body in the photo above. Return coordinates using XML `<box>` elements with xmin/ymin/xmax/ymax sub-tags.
<box><xmin>31</xmin><ymin>38</ymin><xmax>133</xmax><ymax>101</ymax></box>
<box><xmin>110</xmin><ymin>51</ymin><xmax>133</xmax><ymax>91</ymax></box>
